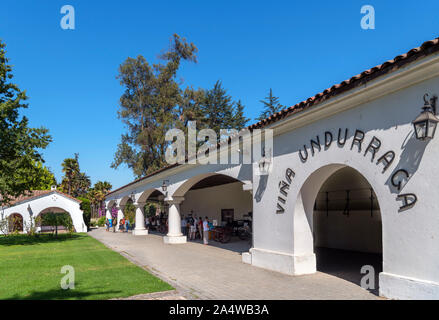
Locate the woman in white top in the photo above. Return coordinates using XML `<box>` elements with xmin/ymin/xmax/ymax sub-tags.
<box><xmin>190</xmin><ymin>216</ymin><xmax>197</xmax><ymax>240</ymax></box>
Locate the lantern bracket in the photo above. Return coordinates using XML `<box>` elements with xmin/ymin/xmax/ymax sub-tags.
<box><xmin>423</xmin><ymin>93</ymin><xmax>437</xmax><ymax>115</ymax></box>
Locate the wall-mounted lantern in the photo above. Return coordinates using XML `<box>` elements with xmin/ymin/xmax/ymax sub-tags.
<box><xmin>413</xmin><ymin>94</ymin><xmax>439</xmax><ymax>141</ymax></box>
<box><xmin>162</xmin><ymin>180</ymin><xmax>169</xmax><ymax>195</ymax></box>
<box><xmin>258</xmin><ymin>148</ymin><xmax>271</xmax><ymax>175</ymax></box>
<box><xmin>129</xmin><ymin>192</ymin><xmax>136</xmax><ymax>202</ymax></box>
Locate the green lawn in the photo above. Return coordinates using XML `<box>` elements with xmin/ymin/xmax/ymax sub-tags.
<box><xmin>0</xmin><ymin>233</ymin><xmax>173</xmax><ymax>300</ymax></box>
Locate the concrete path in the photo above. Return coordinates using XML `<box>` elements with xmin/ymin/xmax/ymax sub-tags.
<box><xmin>89</xmin><ymin>228</ymin><xmax>380</xmax><ymax>300</ymax></box>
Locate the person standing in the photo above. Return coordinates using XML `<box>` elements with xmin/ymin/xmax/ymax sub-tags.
<box><xmin>145</xmin><ymin>216</ymin><xmax>150</xmax><ymax>230</ymax></box>
<box><xmin>190</xmin><ymin>216</ymin><xmax>197</xmax><ymax>240</ymax></box>
<box><xmin>198</xmin><ymin>217</ymin><xmax>203</xmax><ymax>240</ymax></box>
<box><xmin>105</xmin><ymin>218</ymin><xmax>109</xmax><ymax>232</ymax></box>
<box><xmin>181</xmin><ymin>216</ymin><xmax>187</xmax><ymax>236</ymax></box>
<box><xmin>203</xmin><ymin>217</ymin><xmax>209</xmax><ymax>245</ymax></box>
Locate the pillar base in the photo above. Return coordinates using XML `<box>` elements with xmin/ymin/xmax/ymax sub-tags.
<box><xmin>244</xmin><ymin>248</ymin><xmax>316</xmax><ymax>275</ymax></box>
<box><xmin>242</xmin><ymin>252</ymin><xmax>252</xmax><ymax>264</ymax></box>
<box><xmin>132</xmin><ymin>229</ymin><xmax>148</xmax><ymax>236</ymax></box>
<box><xmin>379</xmin><ymin>272</ymin><xmax>439</xmax><ymax>300</ymax></box>
<box><xmin>164</xmin><ymin>235</ymin><xmax>187</xmax><ymax>244</ymax></box>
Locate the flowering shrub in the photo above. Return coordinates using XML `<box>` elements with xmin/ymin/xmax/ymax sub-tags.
<box><xmin>111</xmin><ymin>206</ymin><xmax>118</xmax><ymax>219</ymax></box>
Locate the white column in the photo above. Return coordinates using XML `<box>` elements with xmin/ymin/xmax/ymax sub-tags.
<box><xmin>242</xmin><ymin>185</ymin><xmax>254</xmax><ymax>265</ymax></box>
<box><xmin>105</xmin><ymin>205</ymin><xmax>112</xmax><ymax>219</ymax></box>
<box><xmin>163</xmin><ymin>196</ymin><xmax>186</xmax><ymax>244</ymax></box>
<box><xmin>117</xmin><ymin>206</ymin><xmax>124</xmax><ymax>229</ymax></box>
<box><xmin>132</xmin><ymin>203</ymin><xmax>148</xmax><ymax>236</ymax></box>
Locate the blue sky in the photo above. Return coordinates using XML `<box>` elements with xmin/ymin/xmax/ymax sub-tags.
<box><xmin>1</xmin><ymin>0</ymin><xmax>438</xmax><ymax>189</ymax></box>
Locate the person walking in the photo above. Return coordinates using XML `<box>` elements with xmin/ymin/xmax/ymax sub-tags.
<box><xmin>198</xmin><ymin>217</ymin><xmax>203</xmax><ymax>240</ymax></box>
<box><xmin>125</xmin><ymin>219</ymin><xmax>130</xmax><ymax>232</ymax></box>
<box><xmin>203</xmin><ymin>217</ymin><xmax>209</xmax><ymax>245</ymax></box>
<box><xmin>105</xmin><ymin>218</ymin><xmax>109</xmax><ymax>232</ymax></box>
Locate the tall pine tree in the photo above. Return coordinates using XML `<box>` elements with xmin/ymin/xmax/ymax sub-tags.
<box><xmin>257</xmin><ymin>88</ymin><xmax>284</xmax><ymax>121</ymax></box>
<box><xmin>112</xmin><ymin>34</ymin><xmax>198</xmax><ymax>177</ymax></box>
<box><xmin>201</xmin><ymin>80</ymin><xmax>248</xmax><ymax>134</ymax></box>
<box><xmin>112</xmin><ymin>35</ymin><xmax>249</xmax><ymax>178</ymax></box>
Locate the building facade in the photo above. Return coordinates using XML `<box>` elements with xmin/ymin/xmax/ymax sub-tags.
<box><xmin>1</xmin><ymin>189</ymin><xmax>87</xmax><ymax>234</ymax></box>
<box><xmin>105</xmin><ymin>37</ymin><xmax>439</xmax><ymax>299</ymax></box>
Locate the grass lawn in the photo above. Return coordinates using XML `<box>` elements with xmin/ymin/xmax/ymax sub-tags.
<box><xmin>0</xmin><ymin>233</ymin><xmax>173</xmax><ymax>300</ymax></box>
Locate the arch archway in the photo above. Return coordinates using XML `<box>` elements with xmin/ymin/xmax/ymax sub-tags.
<box><xmin>172</xmin><ymin>173</ymin><xmax>253</xmax><ymax>250</ymax></box>
<box><xmin>8</xmin><ymin>213</ymin><xmax>23</xmax><ymax>233</ymax></box>
<box><xmin>36</xmin><ymin>207</ymin><xmax>75</xmax><ymax>233</ymax></box>
<box><xmin>294</xmin><ymin>164</ymin><xmax>383</xmax><ymax>294</ymax></box>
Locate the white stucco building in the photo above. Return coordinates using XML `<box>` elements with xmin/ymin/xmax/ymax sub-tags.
<box><xmin>0</xmin><ymin>189</ymin><xmax>87</xmax><ymax>234</ymax></box>
<box><xmin>106</xmin><ymin>37</ymin><xmax>439</xmax><ymax>299</ymax></box>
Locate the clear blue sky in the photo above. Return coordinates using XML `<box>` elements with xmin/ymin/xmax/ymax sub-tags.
<box><xmin>1</xmin><ymin>0</ymin><xmax>438</xmax><ymax>189</ymax></box>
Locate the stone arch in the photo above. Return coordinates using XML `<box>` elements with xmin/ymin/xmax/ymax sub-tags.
<box><xmin>36</xmin><ymin>206</ymin><xmax>76</xmax><ymax>232</ymax></box>
<box><xmin>291</xmin><ymin>162</ymin><xmax>385</xmax><ymax>290</ymax></box>
<box><xmin>137</xmin><ymin>188</ymin><xmax>165</xmax><ymax>204</ymax></box>
<box><xmin>172</xmin><ymin>172</ymin><xmax>246</xmax><ymax>198</ymax></box>
<box><xmin>118</xmin><ymin>196</ymin><xmax>131</xmax><ymax>207</ymax></box>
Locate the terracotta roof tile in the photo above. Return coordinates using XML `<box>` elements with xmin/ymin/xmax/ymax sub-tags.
<box><xmin>6</xmin><ymin>190</ymin><xmax>81</xmax><ymax>208</ymax></box>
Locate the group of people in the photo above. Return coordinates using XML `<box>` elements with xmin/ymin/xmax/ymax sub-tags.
<box><xmin>145</xmin><ymin>216</ymin><xmax>166</xmax><ymax>230</ymax></box>
<box><xmin>181</xmin><ymin>215</ymin><xmax>212</xmax><ymax>245</ymax></box>
<box><xmin>105</xmin><ymin>217</ymin><xmax>130</xmax><ymax>233</ymax></box>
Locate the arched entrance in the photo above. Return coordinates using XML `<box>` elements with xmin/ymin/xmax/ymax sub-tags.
<box><xmin>174</xmin><ymin>173</ymin><xmax>253</xmax><ymax>251</ymax></box>
<box><xmin>8</xmin><ymin>213</ymin><xmax>23</xmax><ymax>233</ymax></box>
<box><xmin>138</xmin><ymin>189</ymin><xmax>167</xmax><ymax>234</ymax></box>
<box><xmin>37</xmin><ymin>207</ymin><xmax>75</xmax><ymax>233</ymax></box>
<box><xmin>293</xmin><ymin>163</ymin><xmax>384</xmax><ymax>294</ymax></box>
<box><xmin>313</xmin><ymin>167</ymin><xmax>382</xmax><ymax>294</ymax></box>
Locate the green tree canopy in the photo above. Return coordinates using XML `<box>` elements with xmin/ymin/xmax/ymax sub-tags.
<box><xmin>201</xmin><ymin>80</ymin><xmax>249</xmax><ymax>134</ymax></box>
<box><xmin>87</xmin><ymin>181</ymin><xmax>112</xmax><ymax>219</ymax></box>
<box><xmin>59</xmin><ymin>154</ymin><xmax>90</xmax><ymax>197</ymax></box>
<box><xmin>28</xmin><ymin>162</ymin><xmax>57</xmax><ymax>191</ymax></box>
<box><xmin>124</xmin><ymin>201</ymin><xmax>136</xmax><ymax>224</ymax></box>
<box><xmin>257</xmin><ymin>88</ymin><xmax>285</xmax><ymax>121</ymax></box>
<box><xmin>112</xmin><ymin>34</ymin><xmax>249</xmax><ymax>178</ymax></box>
<box><xmin>0</xmin><ymin>40</ymin><xmax>52</xmax><ymax>206</ymax></box>
<box><xmin>112</xmin><ymin>34</ymin><xmax>198</xmax><ymax>177</ymax></box>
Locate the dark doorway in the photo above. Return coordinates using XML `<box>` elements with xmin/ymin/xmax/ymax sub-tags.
<box><xmin>313</xmin><ymin>167</ymin><xmax>383</xmax><ymax>295</ymax></box>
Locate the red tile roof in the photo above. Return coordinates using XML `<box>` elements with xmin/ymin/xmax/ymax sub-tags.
<box><xmin>6</xmin><ymin>190</ymin><xmax>81</xmax><ymax>208</ymax></box>
<box><xmin>106</xmin><ymin>36</ymin><xmax>439</xmax><ymax>197</ymax></box>
<box><xmin>249</xmin><ymin>36</ymin><xmax>439</xmax><ymax>129</ymax></box>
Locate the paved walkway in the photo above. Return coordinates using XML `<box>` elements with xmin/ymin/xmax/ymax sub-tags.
<box><xmin>89</xmin><ymin>228</ymin><xmax>380</xmax><ymax>300</ymax></box>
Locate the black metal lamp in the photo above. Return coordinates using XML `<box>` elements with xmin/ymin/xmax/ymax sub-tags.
<box><xmin>129</xmin><ymin>192</ymin><xmax>135</xmax><ymax>202</ymax></box>
<box><xmin>413</xmin><ymin>94</ymin><xmax>439</xmax><ymax>141</ymax></box>
<box><xmin>258</xmin><ymin>148</ymin><xmax>271</xmax><ymax>175</ymax></box>
<box><xmin>161</xmin><ymin>180</ymin><xmax>169</xmax><ymax>193</ymax></box>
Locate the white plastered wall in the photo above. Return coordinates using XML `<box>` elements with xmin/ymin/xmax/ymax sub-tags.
<box><xmin>180</xmin><ymin>182</ymin><xmax>252</xmax><ymax>222</ymax></box>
